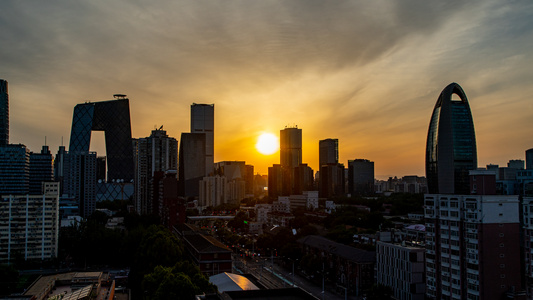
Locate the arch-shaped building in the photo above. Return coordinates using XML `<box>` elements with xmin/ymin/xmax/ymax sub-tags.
<box><xmin>426</xmin><ymin>83</ymin><xmax>477</xmax><ymax>194</ymax></box>
<box><xmin>69</xmin><ymin>98</ymin><xmax>134</xmax><ymax>182</ymax></box>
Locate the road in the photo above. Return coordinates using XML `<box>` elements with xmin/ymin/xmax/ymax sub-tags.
<box><xmin>233</xmin><ymin>254</ymin><xmax>360</xmax><ymax>300</ymax></box>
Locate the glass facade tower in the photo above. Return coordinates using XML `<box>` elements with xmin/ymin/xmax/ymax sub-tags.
<box><xmin>426</xmin><ymin>83</ymin><xmax>477</xmax><ymax>194</ymax></box>
<box><xmin>69</xmin><ymin>97</ymin><xmax>134</xmax><ymax>182</ymax></box>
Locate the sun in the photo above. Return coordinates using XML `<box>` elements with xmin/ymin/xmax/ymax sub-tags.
<box><xmin>256</xmin><ymin>133</ymin><xmax>279</xmax><ymax>155</ymax></box>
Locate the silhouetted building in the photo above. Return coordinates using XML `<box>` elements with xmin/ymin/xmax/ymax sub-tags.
<box><xmin>178</xmin><ymin>132</ymin><xmax>206</xmax><ymax>198</ymax></box>
<box><xmin>348</xmin><ymin>159</ymin><xmax>374</xmax><ymax>196</ymax></box>
<box><xmin>157</xmin><ymin>170</ymin><xmax>184</xmax><ymax>229</ymax></box>
<box><xmin>191</xmin><ymin>103</ymin><xmax>214</xmax><ymax>176</ymax></box>
<box><xmin>63</xmin><ymin>151</ymin><xmax>97</xmax><ymax>218</ymax></box>
<box><xmin>29</xmin><ymin>145</ymin><xmax>54</xmax><ymax>194</ymax></box>
<box><xmin>319</xmin><ymin>163</ymin><xmax>345</xmax><ymax>198</ymax></box>
<box><xmin>0</xmin><ymin>144</ymin><xmax>30</xmax><ymax>194</ymax></box>
<box><xmin>426</xmin><ymin>83</ymin><xmax>477</xmax><ymax>194</ymax></box>
<box><xmin>69</xmin><ymin>96</ymin><xmax>134</xmax><ymax>182</ymax></box>
<box><xmin>134</xmin><ymin>129</ymin><xmax>178</xmax><ymax>214</ymax></box>
<box><xmin>508</xmin><ymin>159</ymin><xmax>525</xmax><ymax>170</ymax></box>
<box><xmin>0</xmin><ymin>79</ymin><xmax>8</xmax><ymax>146</ymax></box>
<box><xmin>245</xmin><ymin>164</ymin><xmax>254</xmax><ymax>196</ymax></box>
<box><xmin>319</xmin><ymin>138</ymin><xmax>338</xmax><ymax>167</ymax></box>
<box><xmin>96</xmin><ymin>156</ymin><xmax>106</xmax><ymax>181</ymax></box>
<box><xmin>527</xmin><ymin>148</ymin><xmax>533</xmax><ymax>170</ymax></box>
<box><xmin>268</xmin><ymin>164</ymin><xmax>283</xmax><ymax>199</ymax></box>
<box><xmin>293</xmin><ymin>163</ymin><xmax>314</xmax><ymax>195</ymax></box>
<box><xmin>280</xmin><ymin>126</ymin><xmax>302</xmax><ymax>168</ymax></box>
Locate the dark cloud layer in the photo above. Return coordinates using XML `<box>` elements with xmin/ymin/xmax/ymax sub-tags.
<box><xmin>1</xmin><ymin>0</ymin><xmax>532</xmax><ymax>176</ymax></box>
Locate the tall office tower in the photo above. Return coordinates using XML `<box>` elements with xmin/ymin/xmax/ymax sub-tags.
<box><xmin>319</xmin><ymin>138</ymin><xmax>338</xmax><ymax>167</ymax></box>
<box><xmin>424</xmin><ymin>193</ymin><xmax>523</xmax><ymax>299</ymax></box>
<box><xmin>0</xmin><ymin>182</ymin><xmax>60</xmax><ymax>264</ymax></box>
<box><xmin>69</xmin><ymin>96</ymin><xmax>134</xmax><ymax>182</ymax></box>
<box><xmin>64</xmin><ymin>151</ymin><xmax>97</xmax><ymax>218</ymax></box>
<box><xmin>53</xmin><ymin>146</ymin><xmax>68</xmax><ymax>196</ymax></box>
<box><xmin>178</xmin><ymin>132</ymin><xmax>205</xmax><ymax>198</ymax></box>
<box><xmin>426</xmin><ymin>82</ymin><xmax>477</xmax><ymax>194</ymax></box>
<box><xmin>293</xmin><ymin>163</ymin><xmax>314</xmax><ymax>195</ymax></box>
<box><xmin>0</xmin><ymin>144</ymin><xmax>30</xmax><ymax>194</ymax></box>
<box><xmin>244</xmin><ymin>164</ymin><xmax>254</xmax><ymax>196</ymax></box>
<box><xmin>527</xmin><ymin>148</ymin><xmax>533</xmax><ymax>170</ymax></box>
<box><xmin>319</xmin><ymin>138</ymin><xmax>343</xmax><ymax>198</ymax></box>
<box><xmin>319</xmin><ymin>163</ymin><xmax>345</xmax><ymax>198</ymax></box>
<box><xmin>29</xmin><ymin>145</ymin><xmax>54</xmax><ymax>194</ymax></box>
<box><xmin>191</xmin><ymin>103</ymin><xmax>214</xmax><ymax>176</ymax></box>
<box><xmin>135</xmin><ymin>129</ymin><xmax>178</xmax><ymax>214</ymax></box>
<box><xmin>348</xmin><ymin>159</ymin><xmax>374</xmax><ymax>196</ymax></box>
<box><xmin>0</xmin><ymin>79</ymin><xmax>8</xmax><ymax>146</ymax></box>
<box><xmin>280</xmin><ymin>126</ymin><xmax>302</xmax><ymax>168</ymax></box>
<box><xmin>268</xmin><ymin>164</ymin><xmax>283</xmax><ymax>199</ymax></box>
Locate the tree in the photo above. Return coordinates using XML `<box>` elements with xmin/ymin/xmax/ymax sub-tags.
<box><xmin>142</xmin><ymin>264</ymin><xmax>216</xmax><ymax>300</ymax></box>
<box><xmin>0</xmin><ymin>264</ymin><xmax>19</xmax><ymax>295</ymax></box>
<box><xmin>129</xmin><ymin>225</ymin><xmax>184</xmax><ymax>298</ymax></box>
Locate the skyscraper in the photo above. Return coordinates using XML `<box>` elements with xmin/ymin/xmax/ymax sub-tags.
<box><xmin>191</xmin><ymin>103</ymin><xmax>214</xmax><ymax>176</ymax></box>
<box><xmin>318</xmin><ymin>138</ymin><xmax>344</xmax><ymax>198</ymax></box>
<box><xmin>527</xmin><ymin>148</ymin><xmax>533</xmax><ymax>170</ymax></box>
<box><xmin>63</xmin><ymin>151</ymin><xmax>97</xmax><ymax>218</ymax></box>
<box><xmin>348</xmin><ymin>159</ymin><xmax>375</xmax><ymax>196</ymax></box>
<box><xmin>178</xmin><ymin>132</ymin><xmax>206</xmax><ymax>198</ymax></box>
<box><xmin>319</xmin><ymin>138</ymin><xmax>338</xmax><ymax>167</ymax></box>
<box><xmin>134</xmin><ymin>129</ymin><xmax>178</xmax><ymax>214</ymax></box>
<box><xmin>0</xmin><ymin>79</ymin><xmax>8</xmax><ymax>146</ymax></box>
<box><xmin>426</xmin><ymin>83</ymin><xmax>477</xmax><ymax>194</ymax></box>
<box><xmin>280</xmin><ymin>126</ymin><xmax>302</xmax><ymax>168</ymax></box>
<box><xmin>29</xmin><ymin>145</ymin><xmax>54</xmax><ymax>194</ymax></box>
<box><xmin>69</xmin><ymin>96</ymin><xmax>135</xmax><ymax>182</ymax></box>
<box><xmin>0</xmin><ymin>144</ymin><xmax>30</xmax><ymax>195</ymax></box>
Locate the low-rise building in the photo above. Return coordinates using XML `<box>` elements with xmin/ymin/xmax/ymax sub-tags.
<box><xmin>174</xmin><ymin>224</ymin><xmax>233</xmax><ymax>276</ymax></box>
<box><xmin>298</xmin><ymin>235</ymin><xmax>375</xmax><ymax>297</ymax></box>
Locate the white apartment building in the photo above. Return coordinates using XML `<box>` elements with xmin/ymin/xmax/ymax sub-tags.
<box><xmin>424</xmin><ymin>194</ymin><xmax>523</xmax><ymax>300</ymax></box>
<box><xmin>0</xmin><ymin>182</ymin><xmax>60</xmax><ymax>263</ymax></box>
<box><xmin>376</xmin><ymin>241</ymin><xmax>425</xmax><ymax>300</ymax></box>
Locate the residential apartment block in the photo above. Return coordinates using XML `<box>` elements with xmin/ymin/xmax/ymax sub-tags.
<box><xmin>0</xmin><ymin>182</ymin><xmax>60</xmax><ymax>263</ymax></box>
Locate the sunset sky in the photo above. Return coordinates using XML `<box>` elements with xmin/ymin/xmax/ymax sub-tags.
<box><xmin>2</xmin><ymin>0</ymin><xmax>532</xmax><ymax>178</ymax></box>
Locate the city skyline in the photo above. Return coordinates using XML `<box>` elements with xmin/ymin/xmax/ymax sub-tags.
<box><xmin>2</xmin><ymin>1</ymin><xmax>533</xmax><ymax>178</ymax></box>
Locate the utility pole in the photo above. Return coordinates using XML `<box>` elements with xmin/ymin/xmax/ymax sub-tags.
<box><xmin>322</xmin><ymin>262</ymin><xmax>325</xmax><ymax>300</ymax></box>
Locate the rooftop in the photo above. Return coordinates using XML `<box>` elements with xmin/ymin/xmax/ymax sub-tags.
<box><xmin>298</xmin><ymin>235</ymin><xmax>375</xmax><ymax>263</ymax></box>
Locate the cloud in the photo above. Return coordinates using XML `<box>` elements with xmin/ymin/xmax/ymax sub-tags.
<box><xmin>1</xmin><ymin>0</ymin><xmax>532</xmax><ymax>176</ymax></box>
